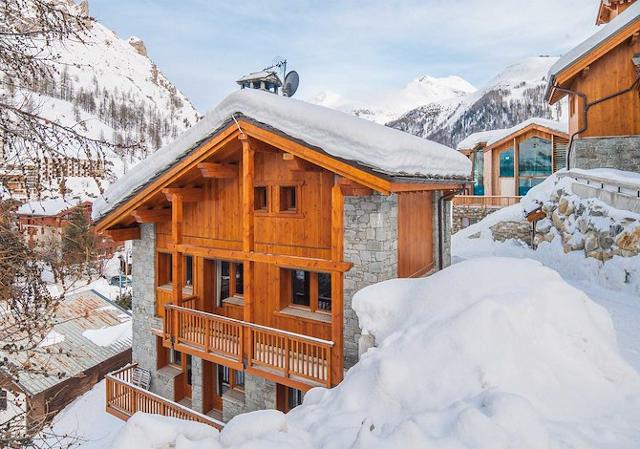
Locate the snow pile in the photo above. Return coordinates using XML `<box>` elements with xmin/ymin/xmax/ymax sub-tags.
<box><xmin>112</xmin><ymin>257</ymin><xmax>640</xmax><ymax>449</ymax></box>
<box><xmin>93</xmin><ymin>89</ymin><xmax>471</xmax><ymax>221</ymax></box>
<box><xmin>38</xmin><ymin>330</ymin><xmax>65</xmax><ymax>348</ymax></box>
<box><xmin>82</xmin><ymin>321</ymin><xmax>132</xmax><ymax>347</ymax></box>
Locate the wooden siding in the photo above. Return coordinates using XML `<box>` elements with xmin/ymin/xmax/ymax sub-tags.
<box><xmin>397</xmin><ymin>191</ymin><xmax>434</xmax><ymax>278</ymax></box>
<box><xmin>567</xmin><ymin>36</ymin><xmax>640</xmax><ymax>138</ymax></box>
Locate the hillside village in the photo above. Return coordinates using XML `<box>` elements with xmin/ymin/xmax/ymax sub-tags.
<box><xmin>1</xmin><ymin>0</ymin><xmax>640</xmax><ymax>448</ymax></box>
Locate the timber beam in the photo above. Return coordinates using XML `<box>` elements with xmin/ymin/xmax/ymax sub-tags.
<box><xmin>102</xmin><ymin>226</ymin><xmax>140</xmax><ymax>242</ymax></box>
<box><xmin>162</xmin><ymin>187</ymin><xmax>203</xmax><ymax>202</ymax></box>
<box><xmin>197</xmin><ymin>162</ymin><xmax>238</xmax><ymax>179</ymax></box>
<box><xmin>132</xmin><ymin>208</ymin><xmax>171</xmax><ymax>223</ymax></box>
<box><xmin>337</xmin><ymin>177</ymin><xmax>373</xmax><ymax>196</ymax></box>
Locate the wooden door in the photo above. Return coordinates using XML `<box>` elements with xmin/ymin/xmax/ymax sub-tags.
<box><xmin>183</xmin><ymin>355</ymin><xmax>192</xmax><ymax>398</ymax></box>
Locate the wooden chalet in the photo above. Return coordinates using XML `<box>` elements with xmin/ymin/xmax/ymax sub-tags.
<box><xmin>93</xmin><ymin>89</ymin><xmax>470</xmax><ymax>424</ymax></box>
<box><xmin>456</xmin><ymin>118</ymin><xmax>569</xmax><ymax>202</ymax></box>
<box><xmin>546</xmin><ymin>1</ymin><xmax>640</xmax><ymax>140</ymax></box>
<box><xmin>597</xmin><ymin>0</ymin><xmax>637</xmax><ymax>25</ymax></box>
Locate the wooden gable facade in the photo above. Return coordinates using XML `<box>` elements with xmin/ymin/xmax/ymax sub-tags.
<box><xmin>97</xmin><ymin>113</ymin><xmax>465</xmax><ymax>421</ymax></box>
<box><xmin>547</xmin><ymin>3</ymin><xmax>640</xmax><ymax>138</ymax></box>
<box><xmin>597</xmin><ymin>0</ymin><xmax>637</xmax><ymax>25</ymax></box>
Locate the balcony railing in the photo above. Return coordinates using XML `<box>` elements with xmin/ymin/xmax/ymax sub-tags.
<box><xmin>105</xmin><ymin>363</ymin><xmax>224</xmax><ymax>429</ymax></box>
<box><xmin>453</xmin><ymin>195</ymin><xmax>522</xmax><ymax>207</ymax></box>
<box><xmin>164</xmin><ymin>304</ymin><xmax>334</xmax><ymax>389</ymax></box>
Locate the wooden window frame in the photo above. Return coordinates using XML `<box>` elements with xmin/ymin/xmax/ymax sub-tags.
<box><xmin>219</xmin><ymin>366</ymin><xmax>245</xmax><ymax>394</ymax></box>
<box><xmin>280</xmin><ymin>268</ymin><xmax>331</xmax><ymax>314</ymax></box>
<box><xmin>157</xmin><ymin>251</ymin><xmax>172</xmax><ymax>287</ymax></box>
<box><xmin>213</xmin><ymin>260</ymin><xmax>244</xmax><ymax>306</ymax></box>
<box><xmin>254</xmin><ymin>185</ymin><xmax>269</xmax><ymax>213</ymax></box>
<box><xmin>277</xmin><ymin>185</ymin><xmax>300</xmax><ymax>214</ymax></box>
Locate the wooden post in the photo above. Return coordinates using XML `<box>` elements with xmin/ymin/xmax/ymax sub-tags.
<box><xmin>240</xmin><ymin>134</ymin><xmax>254</xmax><ymax>364</ymax></box>
<box><xmin>513</xmin><ymin>137</ymin><xmax>519</xmax><ymax>196</ymax></box>
<box><xmin>330</xmin><ymin>180</ymin><xmax>345</xmax><ymax>385</ymax></box>
<box><xmin>171</xmin><ymin>193</ymin><xmax>184</xmax><ymax>306</ymax></box>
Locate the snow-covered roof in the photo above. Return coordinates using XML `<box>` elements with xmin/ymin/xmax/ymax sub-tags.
<box><xmin>10</xmin><ymin>290</ymin><xmax>131</xmax><ymax>395</ymax></box>
<box><xmin>547</xmin><ymin>1</ymin><xmax>640</xmax><ymax>97</ymax></box>
<box><xmin>93</xmin><ymin>89</ymin><xmax>471</xmax><ymax>222</ymax></box>
<box><xmin>457</xmin><ymin>118</ymin><xmax>568</xmax><ymax>151</ymax></box>
<box><xmin>17</xmin><ymin>197</ymin><xmax>85</xmax><ymax>217</ymax></box>
<box><xmin>236</xmin><ymin>70</ymin><xmax>281</xmax><ymax>83</ymax></box>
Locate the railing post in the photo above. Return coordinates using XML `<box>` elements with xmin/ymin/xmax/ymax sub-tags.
<box><xmin>204</xmin><ymin>316</ymin><xmax>210</xmax><ymax>354</ymax></box>
<box><xmin>284</xmin><ymin>337</ymin><xmax>290</xmax><ymax>378</ymax></box>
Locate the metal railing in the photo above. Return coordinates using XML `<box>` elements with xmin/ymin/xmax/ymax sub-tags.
<box><xmin>105</xmin><ymin>363</ymin><xmax>224</xmax><ymax>429</ymax></box>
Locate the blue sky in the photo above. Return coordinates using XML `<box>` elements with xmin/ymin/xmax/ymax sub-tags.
<box><xmin>90</xmin><ymin>0</ymin><xmax>599</xmax><ymax>112</ymax></box>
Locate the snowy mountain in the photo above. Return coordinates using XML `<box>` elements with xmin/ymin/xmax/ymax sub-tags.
<box><xmin>10</xmin><ymin>1</ymin><xmax>200</xmax><ymax>193</ymax></box>
<box><xmin>311</xmin><ymin>56</ymin><xmax>566</xmax><ymax>149</ymax></box>
<box><xmin>310</xmin><ymin>74</ymin><xmax>476</xmax><ymax>125</ymax></box>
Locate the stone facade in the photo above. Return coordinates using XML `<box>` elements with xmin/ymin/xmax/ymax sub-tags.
<box><xmin>453</xmin><ymin>205</ymin><xmax>503</xmax><ymax>234</ymax></box>
<box><xmin>131</xmin><ymin>223</ymin><xmax>181</xmax><ymax>399</ymax></box>
<box><xmin>570</xmin><ymin>136</ymin><xmax>640</xmax><ymax>172</ymax></box>
<box><xmin>221</xmin><ymin>373</ymin><xmax>276</xmax><ymax>421</ymax></box>
<box><xmin>343</xmin><ymin>193</ymin><xmax>398</xmax><ymax>368</ymax></box>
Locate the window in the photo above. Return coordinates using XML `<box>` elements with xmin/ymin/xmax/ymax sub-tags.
<box><xmin>287</xmin><ymin>388</ymin><xmax>303</xmax><ymax>411</ymax></box>
<box><xmin>216</xmin><ymin>260</ymin><xmax>244</xmax><ymax>305</ymax></box>
<box><xmin>518</xmin><ymin>137</ymin><xmax>552</xmax><ymax>195</ymax></box>
<box><xmin>0</xmin><ymin>390</ymin><xmax>6</xmax><ymax>411</ymax></box>
<box><xmin>292</xmin><ymin>270</ymin><xmax>310</xmax><ymax>306</ymax></box>
<box><xmin>283</xmin><ymin>269</ymin><xmax>331</xmax><ymax>313</ymax></box>
<box><xmin>254</xmin><ymin>186</ymin><xmax>268</xmax><ymax>211</ymax></box>
<box><xmin>317</xmin><ymin>273</ymin><xmax>332</xmax><ymax>312</ymax></box>
<box><xmin>185</xmin><ymin>255</ymin><xmax>193</xmax><ymax>287</ymax></box>
<box><xmin>169</xmin><ymin>349</ymin><xmax>182</xmax><ymax>367</ymax></box>
<box><xmin>218</xmin><ymin>366</ymin><xmax>245</xmax><ymax>394</ymax></box>
<box><xmin>499</xmin><ymin>148</ymin><xmax>514</xmax><ymax>177</ymax></box>
<box><xmin>158</xmin><ymin>252</ymin><xmax>172</xmax><ymax>286</ymax></box>
<box><xmin>472</xmin><ymin>151</ymin><xmax>484</xmax><ymax>196</ymax></box>
<box><xmin>279</xmin><ymin>186</ymin><xmax>297</xmax><ymax>212</ymax></box>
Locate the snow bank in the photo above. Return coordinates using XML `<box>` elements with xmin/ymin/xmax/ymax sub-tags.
<box><xmin>113</xmin><ymin>257</ymin><xmax>640</xmax><ymax>449</ymax></box>
<box><xmin>93</xmin><ymin>89</ymin><xmax>471</xmax><ymax>221</ymax></box>
<box><xmin>110</xmin><ymin>413</ymin><xmax>219</xmax><ymax>449</ymax></box>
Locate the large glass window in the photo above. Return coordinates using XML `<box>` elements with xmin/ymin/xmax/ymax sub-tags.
<box><xmin>499</xmin><ymin>148</ymin><xmax>514</xmax><ymax>177</ymax></box>
<box><xmin>292</xmin><ymin>270</ymin><xmax>310</xmax><ymax>306</ymax></box>
<box><xmin>518</xmin><ymin>137</ymin><xmax>552</xmax><ymax>177</ymax></box>
<box><xmin>472</xmin><ymin>151</ymin><xmax>484</xmax><ymax>196</ymax></box>
<box><xmin>518</xmin><ymin>137</ymin><xmax>552</xmax><ymax>195</ymax></box>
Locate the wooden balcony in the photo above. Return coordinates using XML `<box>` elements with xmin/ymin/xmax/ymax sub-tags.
<box><xmin>105</xmin><ymin>364</ymin><xmax>224</xmax><ymax>429</ymax></box>
<box><xmin>163</xmin><ymin>304</ymin><xmax>334</xmax><ymax>391</ymax></box>
<box><xmin>453</xmin><ymin>195</ymin><xmax>522</xmax><ymax>207</ymax></box>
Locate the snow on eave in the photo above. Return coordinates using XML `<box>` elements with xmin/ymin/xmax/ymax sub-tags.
<box><xmin>457</xmin><ymin>118</ymin><xmax>568</xmax><ymax>152</ymax></box>
<box><xmin>545</xmin><ymin>1</ymin><xmax>640</xmax><ymax>101</ymax></box>
<box><xmin>93</xmin><ymin>89</ymin><xmax>471</xmax><ymax>223</ymax></box>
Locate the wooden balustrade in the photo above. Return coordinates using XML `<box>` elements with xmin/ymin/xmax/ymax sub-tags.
<box><xmin>105</xmin><ymin>364</ymin><xmax>224</xmax><ymax>429</ymax></box>
<box><xmin>453</xmin><ymin>195</ymin><xmax>522</xmax><ymax>207</ymax></box>
<box><xmin>164</xmin><ymin>305</ymin><xmax>334</xmax><ymax>389</ymax></box>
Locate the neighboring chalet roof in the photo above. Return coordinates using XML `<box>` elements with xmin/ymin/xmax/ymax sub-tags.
<box><xmin>456</xmin><ymin>118</ymin><xmax>569</xmax><ymax>152</ymax></box>
<box><xmin>92</xmin><ymin>89</ymin><xmax>471</xmax><ymax>222</ymax></box>
<box><xmin>546</xmin><ymin>1</ymin><xmax>640</xmax><ymax>102</ymax></box>
<box><xmin>7</xmin><ymin>290</ymin><xmax>131</xmax><ymax>396</ymax></box>
<box><xmin>236</xmin><ymin>70</ymin><xmax>282</xmax><ymax>85</ymax></box>
<box><xmin>17</xmin><ymin>197</ymin><xmax>87</xmax><ymax>217</ymax></box>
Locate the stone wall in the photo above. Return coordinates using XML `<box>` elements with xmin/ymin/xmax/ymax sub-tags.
<box><xmin>571</xmin><ymin>136</ymin><xmax>640</xmax><ymax>172</ymax></box>
<box><xmin>131</xmin><ymin>223</ymin><xmax>180</xmax><ymax>399</ymax></box>
<box><xmin>452</xmin><ymin>205</ymin><xmax>501</xmax><ymax>234</ymax></box>
<box><xmin>490</xmin><ymin>221</ymin><xmax>532</xmax><ymax>245</ymax></box>
<box><xmin>343</xmin><ymin>193</ymin><xmax>398</xmax><ymax>368</ymax></box>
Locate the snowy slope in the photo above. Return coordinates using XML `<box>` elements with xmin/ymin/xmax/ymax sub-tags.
<box><xmin>7</xmin><ymin>2</ymin><xmax>200</xmax><ymax>198</ymax></box>
<box><xmin>310</xmin><ymin>74</ymin><xmax>476</xmax><ymax>125</ymax></box>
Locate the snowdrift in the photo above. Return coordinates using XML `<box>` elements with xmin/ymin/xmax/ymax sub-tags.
<box><xmin>112</xmin><ymin>257</ymin><xmax>640</xmax><ymax>449</ymax></box>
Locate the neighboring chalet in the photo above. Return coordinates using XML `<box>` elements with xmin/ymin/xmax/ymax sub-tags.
<box><xmin>17</xmin><ymin>198</ymin><xmax>119</xmax><ymax>255</ymax></box>
<box><xmin>92</xmin><ymin>89</ymin><xmax>470</xmax><ymax>425</ymax></box>
<box><xmin>457</xmin><ymin>118</ymin><xmax>569</xmax><ymax>198</ymax></box>
<box><xmin>546</xmin><ymin>0</ymin><xmax>640</xmax><ymax>171</ymax></box>
<box><xmin>452</xmin><ymin>118</ymin><xmax>568</xmax><ymax>231</ymax></box>
<box><xmin>0</xmin><ymin>291</ymin><xmax>131</xmax><ymax>431</ymax></box>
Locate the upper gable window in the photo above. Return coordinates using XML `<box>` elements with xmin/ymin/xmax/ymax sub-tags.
<box><xmin>254</xmin><ymin>186</ymin><xmax>268</xmax><ymax>212</ymax></box>
<box><xmin>279</xmin><ymin>186</ymin><xmax>298</xmax><ymax>212</ymax></box>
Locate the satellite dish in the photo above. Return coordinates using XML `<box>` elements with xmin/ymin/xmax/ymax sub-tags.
<box><xmin>283</xmin><ymin>71</ymin><xmax>299</xmax><ymax>97</ymax></box>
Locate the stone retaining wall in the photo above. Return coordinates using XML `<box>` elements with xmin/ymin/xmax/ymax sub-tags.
<box><xmin>571</xmin><ymin>136</ymin><xmax>640</xmax><ymax>172</ymax></box>
<box><xmin>453</xmin><ymin>205</ymin><xmax>503</xmax><ymax>233</ymax></box>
